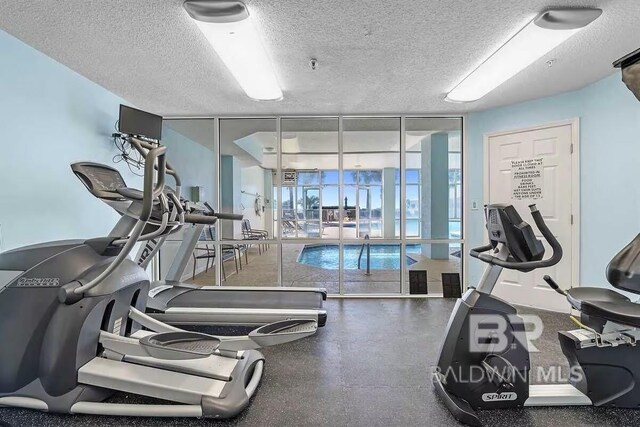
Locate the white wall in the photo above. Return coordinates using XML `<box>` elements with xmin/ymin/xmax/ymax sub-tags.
<box><xmin>466</xmin><ymin>72</ymin><xmax>640</xmax><ymax>288</ymax></box>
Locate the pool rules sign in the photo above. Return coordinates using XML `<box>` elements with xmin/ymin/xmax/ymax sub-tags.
<box><xmin>511</xmin><ymin>158</ymin><xmax>544</xmax><ymax>200</ymax></box>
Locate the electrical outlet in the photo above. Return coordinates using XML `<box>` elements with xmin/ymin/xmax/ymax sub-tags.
<box><xmin>471</xmin><ymin>201</ymin><xmax>479</xmax><ymax>210</ymax></box>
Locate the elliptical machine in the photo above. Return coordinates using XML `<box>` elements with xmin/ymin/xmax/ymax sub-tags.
<box><xmin>0</xmin><ymin>137</ymin><xmax>316</xmax><ymax>419</ymax></box>
<box><xmin>433</xmin><ymin>204</ymin><xmax>640</xmax><ymax>426</ymax></box>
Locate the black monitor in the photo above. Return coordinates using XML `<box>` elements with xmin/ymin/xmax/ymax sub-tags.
<box><xmin>118</xmin><ymin>105</ymin><xmax>163</xmax><ymax>140</ymax></box>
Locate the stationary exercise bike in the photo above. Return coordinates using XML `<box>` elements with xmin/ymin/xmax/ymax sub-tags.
<box><xmin>433</xmin><ymin>204</ymin><xmax>640</xmax><ymax>425</ymax></box>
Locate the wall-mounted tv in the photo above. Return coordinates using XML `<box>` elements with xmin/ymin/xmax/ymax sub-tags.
<box><xmin>118</xmin><ymin>104</ymin><xmax>163</xmax><ymax>140</ymax></box>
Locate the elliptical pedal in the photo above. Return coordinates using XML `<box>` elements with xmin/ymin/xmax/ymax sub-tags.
<box><xmin>249</xmin><ymin>319</ymin><xmax>318</xmax><ymax>347</ymax></box>
<box><xmin>139</xmin><ymin>331</ymin><xmax>221</xmax><ymax>360</ymax></box>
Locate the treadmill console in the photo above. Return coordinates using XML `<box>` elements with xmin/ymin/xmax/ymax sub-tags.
<box><xmin>71</xmin><ymin>162</ymin><xmax>128</xmax><ymax>200</ymax></box>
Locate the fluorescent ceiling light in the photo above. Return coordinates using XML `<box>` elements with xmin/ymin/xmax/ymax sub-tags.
<box><xmin>184</xmin><ymin>0</ymin><xmax>283</xmax><ymax>101</ymax></box>
<box><xmin>446</xmin><ymin>8</ymin><xmax>602</xmax><ymax>103</ymax></box>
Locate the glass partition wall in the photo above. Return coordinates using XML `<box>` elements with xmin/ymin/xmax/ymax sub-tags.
<box><xmin>164</xmin><ymin>116</ymin><xmax>463</xmax><ymax>296</ymax></box>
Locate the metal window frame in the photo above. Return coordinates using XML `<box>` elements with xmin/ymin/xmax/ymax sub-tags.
<box><xmin>163</xmin><ymin>114</ymin><xmax>466</xmax><ymax>298</ymax></box>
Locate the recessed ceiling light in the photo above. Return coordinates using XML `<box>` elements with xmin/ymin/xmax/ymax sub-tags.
<box><xmin>445</xmin><ymin>8</ymin><xmax>602</xmax><ymax>103</ymax></box>
<box><xmin>184</xmin><ymin>0</ymin><xmax>283</xmax><ymax>101</ymax></box>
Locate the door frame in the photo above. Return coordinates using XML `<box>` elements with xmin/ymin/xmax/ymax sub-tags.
<box><xmin>482</xmin><ymin>118</ymin><xmax>581</xmax><ymax>288</ymax></box>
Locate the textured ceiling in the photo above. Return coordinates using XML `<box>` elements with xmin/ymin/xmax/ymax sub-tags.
<box><xmin>0</xmin><ymin>0</ymin><xmax>637</xmax><ymax>116</ymax></box>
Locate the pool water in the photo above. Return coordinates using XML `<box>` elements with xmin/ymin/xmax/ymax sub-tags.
<box><xmin>298</xmin><ymin>244</ymin><xmax>420</xmax><ymax>270</ymax></box>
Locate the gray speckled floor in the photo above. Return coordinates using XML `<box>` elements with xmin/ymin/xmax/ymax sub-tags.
<box><xmin>2</xmin><ymin>299</ymin><xmax>640</xmax><ymax>426</ymax></box>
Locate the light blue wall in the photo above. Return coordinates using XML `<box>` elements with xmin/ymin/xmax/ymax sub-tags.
<box><xmin>466</xmin><ymin>73</ymin><xmax>640</xmax><ymax>288</ymax></box>
<box><xmin>0</xmin><ymin>29</ymin><xmax>139</xmax><ymax>251</ymax></box>
<box><xmin>162</xmin><ymin>127</ymin><xmax>215</xmax><ymax>203</ymax></box>
<box><xmin>0</xmin><ymin>29</ymin><xmax>213</xmax><ymax>251</ymax></box>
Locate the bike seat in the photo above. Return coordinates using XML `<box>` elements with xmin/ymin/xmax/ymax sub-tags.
<box><xmin>566</xmin><ymin>287</ymin><xmax>629</xmax><ymax>310</ymax></box>
<box><xmin>581</xmin><ymin>300</ymin><xmax>640</xmax><ymax>328</ymax></box>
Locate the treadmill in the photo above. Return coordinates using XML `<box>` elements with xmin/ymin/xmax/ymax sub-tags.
<box><xmin>72</xmin><ymin>160</ymin><xmax>328</xmax><ymax>328</ymax></box>
<box><xmin>142</xmin><ymin>217</ymin><xmax>328</xmax><ymax>327</ymax></box>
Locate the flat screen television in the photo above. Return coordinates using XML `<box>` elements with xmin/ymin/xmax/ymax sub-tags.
<box><xmin>118</xmin><ymin>104</ymin><xmax>163</xmax><ymax>140</ymax></box>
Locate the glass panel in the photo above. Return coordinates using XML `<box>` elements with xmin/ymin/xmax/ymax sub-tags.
<box><xmin>281</xmin><ymin>118</ymin><xmax>339</xmax><ymax>239</ymax></box>
<box><xmin>221</xmin><ymin>242</ymin><xmax>279</xmax><ymax>286</ymax></box>
<box><xmin>162</xmin><ymin>119</ymin><xmax>218</xmax><ymax>284</ymax></box>
<box><xmin>405</xmin><ymin>117</ymin><xmax>463</xmax><ymax>239</ymax></box>
<box><xmin>297</xmin><ymin>171</ymin><xmax>320</xmax><ymax>185</ymax></box>
<box><xmin>212</xmin><ymin>115</ymin><xmax>464</xmax><ymax>295</ymax></box>
<box><xmin>343</xmin><ymin>170</ymin><xmax>357</xmax><ymax>185</ymax></box>
<box><xmin>358</xmin><ymin>170</ymin><xmax>382</xmax><ymax>185</ymax></box>
<box><xmin>283</xmin><ymin>243</ymin><xmax>339</xmax><ymax>293</ymax></box>
<box><xmin>219</xmin><ymin>118</ymin><xmax>277</xmax><ymax>241</ymax></box>
<box><xmin>343</xmin><ymin>117</ymin><xmax>400</xmax><ymax>241</ymax></box>
<box><xmin>342</xmin><ymin>243</ymin><xmax>401</xmax><ymax>294</ymax></box>
<box><xmin>406</xmin><ymin>169</ymin><xmax>420</xmax><ymax>184</ymax></box>
<box><xmin>321</xmin><ymin>170</ymin><xmax>339</xmax><ymax>185</ymax></box>
<box><xmin>405</xmin><ymin>243</ymin><xmax>463</xmax><ymax>295</ymax></box>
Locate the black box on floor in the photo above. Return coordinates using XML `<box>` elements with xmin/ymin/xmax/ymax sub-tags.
<box><xmin>409</xmin><ymin>270</ymin><xmax>428</xmax><ymax>294</ymax></box>
<box><xmin>441</xmin><ymin>273</ymin><xmax>462</xmax><ymax>298</ymax></box>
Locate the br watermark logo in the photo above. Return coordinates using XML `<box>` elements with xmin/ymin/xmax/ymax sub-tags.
<box><xmin>469</xmin><ymin>313</ymin><xmax>543</xmax><ymax>353</ymax></box>
<box><xmin>431</xmin><ymin>313</ymin><xmax>585</xmax><ymax>386</ymax></box>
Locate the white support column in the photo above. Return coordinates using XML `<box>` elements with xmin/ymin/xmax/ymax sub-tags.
<box><xmin>382</xmin><ymin>168</ymin><xmax>396</xmax><ymax>239</ymax></box>
<box><xmin>421</xmin><ymin>132</ymin><xmax>449</xmax><ymax>259</ymax></box>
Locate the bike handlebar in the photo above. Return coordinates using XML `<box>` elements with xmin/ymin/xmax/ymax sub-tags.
<box><xmin>470</xmin><ymin>204</ymin><xmax>563</xmax><ymax>272</ymax></box>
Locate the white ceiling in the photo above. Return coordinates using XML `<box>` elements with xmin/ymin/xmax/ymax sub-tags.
<box><xmin>1</xmin><ymin>0</ymin><xmax>637</xmax><ymax>116</ymax></box>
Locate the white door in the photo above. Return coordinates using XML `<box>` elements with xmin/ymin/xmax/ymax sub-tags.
<box><xmin>486</xmin><ymin>122</ymin><xmax>577</xmax><ymax>312</ymax></box>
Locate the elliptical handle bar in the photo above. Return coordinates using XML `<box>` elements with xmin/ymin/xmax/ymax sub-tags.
<box><xmin>139</xmin><ymin>142</ymin><xmax>167</xmax><ymax>222</ymax></box>
<box><xmin>184</xmin><ymin>213</ymin><xmax>218</xmax><ymax>225</ymax></box>
<box><xmin>128</xmin><ymin>137</ymin><xmax>182</xmax><ymax>189</ymax></box>
<box><xmin>182</xmin><ymin>212</ymin><xmax>243</xmax><ymax>225</ymax></box>
<box><xmin>201</xmin><ymin>202</ymin><xmax>243</xmax><ymax>221</ymax></box>
<box><xmin>214</xmin><ymin>212</ymin><xmax>244</xmax><ymax>221</ymax></box>
<box><xmin>70</xmin><ymin>143</ymin><xmax>167</xmax><ymax>298</ymax></box>
<box><xmin>470</xmin><ymin>204</ymin><xmax>563</xmax><ymax>272</ymax></box>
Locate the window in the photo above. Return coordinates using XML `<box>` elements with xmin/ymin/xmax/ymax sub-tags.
<box><xmin>205</xmin><ymin>116</ymin><xmax>463</xmax><ymax>296</ymax></box>
<box><xmin>395</xmin><ymin>169</ymin><xmax>421</xmax><ymax>237</ymax></box>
